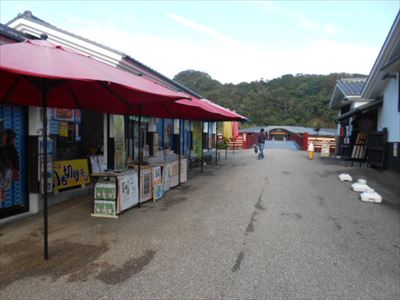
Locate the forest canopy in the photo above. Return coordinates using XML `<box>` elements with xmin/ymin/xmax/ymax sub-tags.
<box><xmin>173</xmin><ymin>70</ymin><xmax>367</xmax><ymax>128</ymax></box>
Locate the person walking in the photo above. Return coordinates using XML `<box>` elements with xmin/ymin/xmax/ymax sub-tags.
<box><xmin>257</xmin><ymin>128</ymin><xmax>266</xmax><ymax>159</ymax></box>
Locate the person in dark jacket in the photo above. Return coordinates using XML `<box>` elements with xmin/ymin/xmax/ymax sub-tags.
<box><xmin>257</xmin><ymin>128</ymin><xmax>266</xmax><ymax>159</ymax></box>
<box><xmin>0</xmin><ymin>128</ymin><xmax>19</xmax><ymax>200</ymax></box>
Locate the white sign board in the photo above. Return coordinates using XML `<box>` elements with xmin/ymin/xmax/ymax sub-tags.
<box><xmin>321</xmin><ymin>143</ymin><xmax>330</xmax><ymax>158</ymax></box>
<box><xmin>117</xmin><ymin>171</ymin><xmax>139</xmax><ymax>213</ymax></box>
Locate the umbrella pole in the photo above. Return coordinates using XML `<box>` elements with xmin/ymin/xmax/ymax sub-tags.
<box><xmin>137</xmin><ymin>105</ymin><xmax>142</xmax><ymax>207</ymax></box>
<box><xmin>42</xmin><ymin>88</ymin><xmax>49</xmax><ymax>260</ymax></box>
<box><xmin>127</xmin><ymin>116</ymin><xmax>130</xmax><ymax>163</ymax></box>
<box><xmin>178</xmin><ymin>119</ymin><xmax>181</xmax><ymax>185</ymax></box>
<box><xmin>201</xmin><ymin>121</ymin><xmax>203</xmax><ymax>173</ymax></box>
<box><xmin>189</xmin><ymin>121</ymin><xmax>192</xmax><ymax>162</ymax></box>
<box><xmin>107</xmin><ymin>114</ymin><xmax>111</xmax><ymax>169</ymax></box>
<box><xmin>215</xmin><ymin>123</ymin><xmax>218</xmax><ymax>165</ymax></box>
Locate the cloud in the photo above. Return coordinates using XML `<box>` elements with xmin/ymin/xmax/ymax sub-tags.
<box><xmin>257</xmin><ymin>1</ymin><xmax>280</xmax><ymax>13</ymax></box>
<box><xmin>66</xmin><ymin>17</ymin><xmax>376</xmax><ymax>85</ymax></box>
<box><xmin>257</xmin><ymin>2</ymin><xmax>339</xmax><ymax>35</ymax></box>
<box><xmin>164</xmin><ymin>11</ymin><xmax>239</xmax><ymax>45</ymax></box>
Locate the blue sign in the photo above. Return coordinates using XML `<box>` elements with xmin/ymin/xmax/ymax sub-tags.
<box><xmin>0</xmin><ymin>105</ymin><xmax>26</xmax><ymax>214</ymax></box>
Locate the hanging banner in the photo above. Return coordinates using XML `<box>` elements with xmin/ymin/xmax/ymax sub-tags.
<box><xmin>53</xmin><ymin>159</ymin><xmax>90</xmax><ymax>191</ymax></box>
<box><xmin>173</xmin><ymin>119</ymin><xmax>180</xmax><ymax>134</ymax></box>
<box><xmin>113</xmin><ymin>115</ymin><xmax>126</xmax><ymax>170</ymax></box>
<box><xmin>164</xmin><ymin>119</ymin><xmax>173</xmax><ymax>148</ymax></box>
<box><xmin>192</xmin><ymin>121</ymin><xmax>202</xmax><ymax>159</ymax></box>
<box><xmin>59</xmin><ymin>121</ymin><xmax>68</xmax><ymax>137</ymax></box>
<box><xmin>203</xmin><ymin>122</ymin><xmax>208</xmax><ymax>133</ymax></box>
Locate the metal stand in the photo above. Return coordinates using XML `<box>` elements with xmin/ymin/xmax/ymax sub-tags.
<box><xmin>42</xmin><ymin>88</ymin><xmax>49</xmax><ymax>260</ymax></box>
<box><xmin>215</xmin><ymin>123</ymin><xmax>218</xmax><ymax>165</ymax></box>
<box><xmin>137</xmin><ymin>105</ymin><xmax>142</xmax><ymax>207</ymax></box>
<box><xmin>201</xmin><ymin>121</ymin><xmax>204</xmax><ymax>173</ymax></box>
<box><xmin>178</xmin><ymin>119</ymin><xmax>181</xmax><ymax>185</ymax></box>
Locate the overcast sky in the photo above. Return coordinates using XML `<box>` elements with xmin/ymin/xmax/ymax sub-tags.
<box><xmin>1</xmin><ymin>1</ymin><xmax>399</xmax><ymax>83</ymax></box>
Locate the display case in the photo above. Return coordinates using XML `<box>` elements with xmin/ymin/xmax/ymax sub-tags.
<box><xmin>91</xmin><ymin>169</ymin><xmax>138</xmax><ymax>218</ymax></box>
<box><xmin>93</xmin><ymin>181</ymin><xmax>117</xmax><ymax>218</ymax></box>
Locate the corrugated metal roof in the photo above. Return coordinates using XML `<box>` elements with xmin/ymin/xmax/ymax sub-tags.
<box><xmin>239</xmin><ymin>126</ymin><xmax>336</xmax><ymax>137</ymax></box>
<box><xmin>336</xmin><ymin>78</ymin><xmax>366</xmax><ymax>96</ymax></box>
<box><xmin>329</xmin><ymin>77</ymin><xmax>368</xmax><ymax>109</ymax></box>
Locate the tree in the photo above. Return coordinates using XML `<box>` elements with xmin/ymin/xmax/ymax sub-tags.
<box><xmin>173</xmin><ymin>70</ymin><xmax>367</xmax><ymax>128</ymax></box>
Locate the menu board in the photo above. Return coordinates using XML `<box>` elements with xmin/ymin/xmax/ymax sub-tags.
<box><xmin>169</xmin><ymin>161</ymin><xmax>179</xmax><ymax>188</ymax></box>
<box><xmin>152</xmin><ymin>166</ymin><xmax>163</xmax><ymax>201</ymax></box>
<box><xmin>117</xmin><ymin>171</ymin><xmax>139</xmax><ymax>213</ymax></box>
<box><xmin>321</xmin><ymin>143</ymin><xmax>330</xmax><ymax>158</ymax></box>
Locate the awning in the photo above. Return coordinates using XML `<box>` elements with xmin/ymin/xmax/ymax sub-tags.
<box><xmin>336</xmin><ymin>99</ymin><xmax>383</xmax><ymax>122</ymax></box>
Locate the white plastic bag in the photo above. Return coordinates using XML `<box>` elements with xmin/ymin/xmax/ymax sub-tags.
<box><xmin>351</xmin><ymin>179</ymin><xmax>370</xmax><ymax>192</ymax></box>
<box><xmin>360</xmin><ymin>188</ymin><xmax>382</xmax><ymax>203</ymax></box>
<box><xmin>339</xmin><ymin>173</ymin><xmax>352</xmax><ymax>182</ymax></box>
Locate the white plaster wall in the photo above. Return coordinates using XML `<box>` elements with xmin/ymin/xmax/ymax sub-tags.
<box><xmin>377</xmin><ymin>74</ymin><xmax>400</xmax><ymax>142</ymax></box>
<box><xmin>8</xmin><ymin>19</ymin><xmax>122</xmax><ymax>67</ymax></box>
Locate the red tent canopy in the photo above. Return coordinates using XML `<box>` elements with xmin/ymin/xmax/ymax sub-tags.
<box><xmin>200</xmin><ymin>99</ymin><xmax>247</xmax><ymax>121</ymax></box>
<box><xmin>0</xmin><ymin>40</ymin><xmax>189</xmax><ymax>114</ymax></box>
<box><xmin>126</xmin><ymin>96</ymin><xmax>244</xmax><ymax>121</ymax></box>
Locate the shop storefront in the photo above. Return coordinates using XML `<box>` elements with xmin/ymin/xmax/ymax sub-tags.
<box><xmin>48</xmin><ymin>108</ymin><xmax>103</xmax><ymax>193</ymax></box>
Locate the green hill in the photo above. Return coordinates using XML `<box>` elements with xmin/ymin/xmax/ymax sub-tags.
<box><xmin>173</xmin><ymin>70</ymin><xmax>367</xmax><ymax>128</ymax></box>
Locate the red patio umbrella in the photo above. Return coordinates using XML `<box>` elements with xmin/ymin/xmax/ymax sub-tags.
<box><xmin>0</xmin><ymin>39</ymin><xmax>189</xmax><ymax>260</ymax></box>
<box><xmin>200</xmin><ymin>99</ymin><xmax>247</xmax><ymax>121</ymax></box>
<box><xmin>0</xmin><ymin>39</ymin><xmax>189</xmax><ymax>114</ymax></box>
<box><xmin>128</xmin><ymin>96</ymin><xmax>242</xmax><ymax>121</ymax></box>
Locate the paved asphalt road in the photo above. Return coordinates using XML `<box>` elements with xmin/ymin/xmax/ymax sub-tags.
<box><xmin>265</xmin><ymin>140</ymin><xmax>299</xmax><ymax>150</ymax></box>
<box><xmin>1</xmin><ymin>149</ymin><xmax>399</xmax><ymax>299</ymax></box>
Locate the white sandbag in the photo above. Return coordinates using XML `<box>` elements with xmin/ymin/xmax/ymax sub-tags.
<box><xmin>357</xmin><ymin>179</ymin><xmax>367</xmax><ymax>185</ymax></box>
<box><xmin>338</xmin><ymin>173</ymin><xmax>352</xmax><ymax>182</ymax></box>
<box><xmin>360</xmin><ymin>188</ymin><xmax>382</xmax><ymax>203</ymax></box>
<box><xmin>351</xmin><ymin>179</ymin><xmax>370</xmax><ymax>192</ymax></box>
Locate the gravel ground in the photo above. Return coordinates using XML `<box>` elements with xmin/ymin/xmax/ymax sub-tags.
<box><xmin>1</xmin><ymin>148</ymin><xmax>399</xmax><ymax>299</ymax></box>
